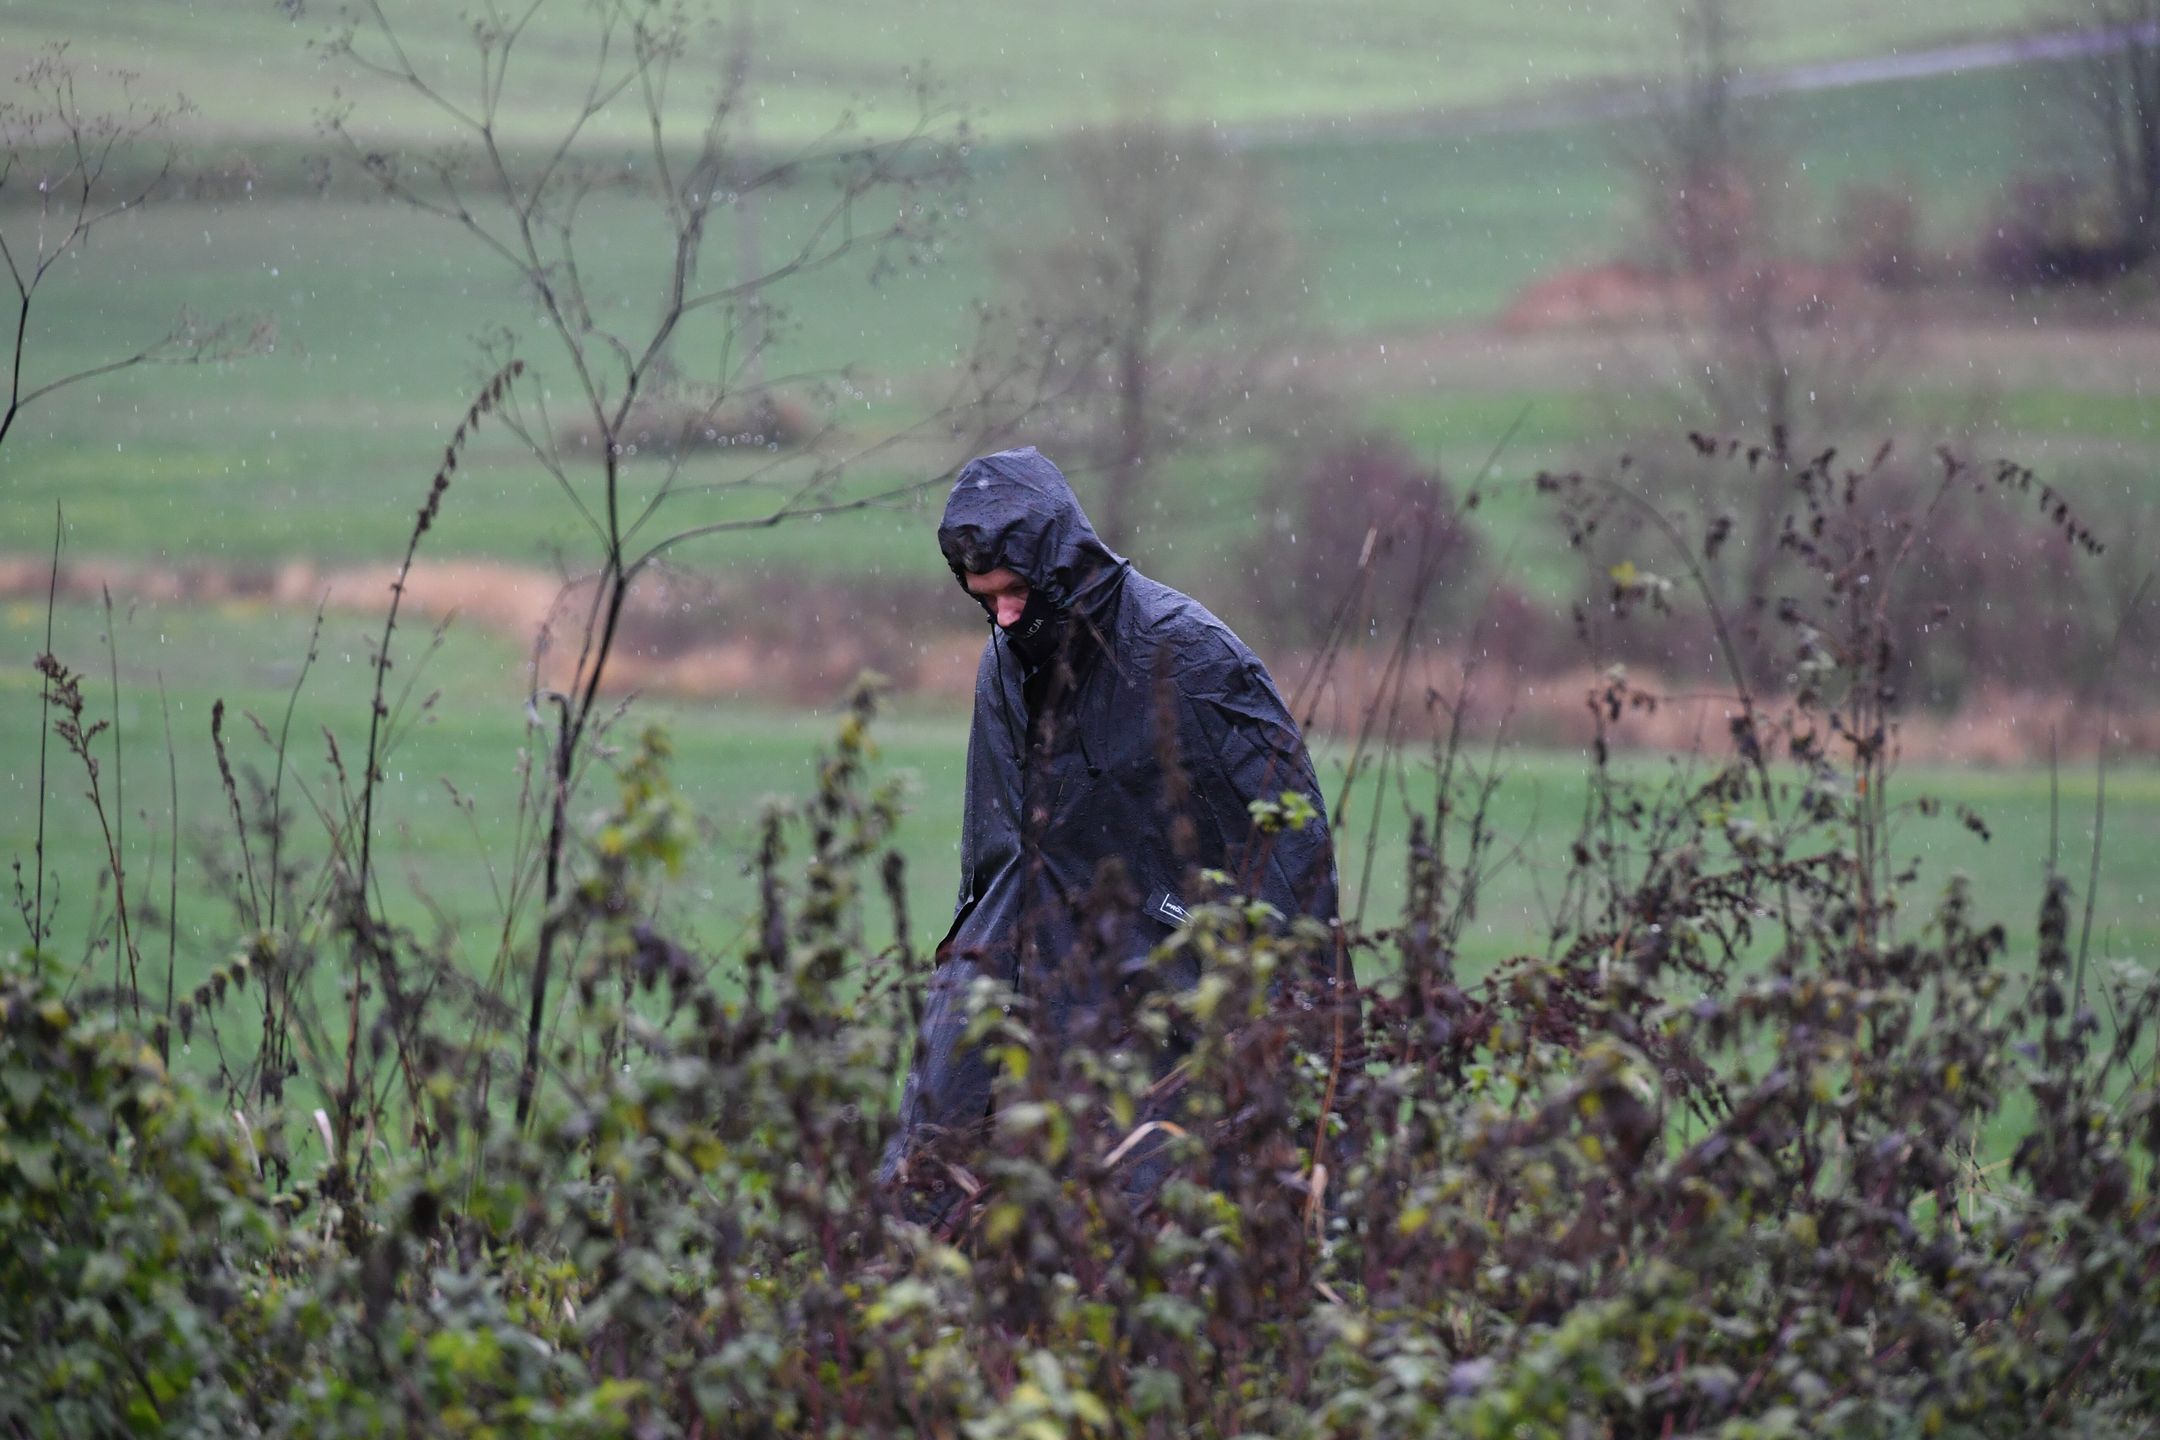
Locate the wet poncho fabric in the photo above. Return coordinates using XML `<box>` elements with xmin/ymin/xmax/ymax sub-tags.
<box><xmin>882</xmin><ymin>446</ymin><xmax>1343</xmax><ymax>1201</ymax></box>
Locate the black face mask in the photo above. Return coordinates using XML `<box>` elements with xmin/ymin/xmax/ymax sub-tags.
<box><xmin>998</xmin><ymin>585</ymin><xmax>1066</xmax><ymax>669</ymax></box>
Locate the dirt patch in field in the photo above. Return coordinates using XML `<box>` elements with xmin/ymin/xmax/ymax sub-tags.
<box><xmin>0</xmin><ymin>553</ymin><xmax>970</xmax><ymax>706</ymax></box>
<box><xmin>6</xmin><ymin>553</ymin><xmax>2153</xmax><ymax>763</ymax></box>
<box><xmin>1281</xmin><ymin>651</ymin><xmax>2159</xmax><ymax>764</ymax></box>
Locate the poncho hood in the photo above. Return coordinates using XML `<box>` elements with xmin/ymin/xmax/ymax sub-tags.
<box><xmin>936</xmin><ymin>446</ymin><xmax>1127</xmax><ymax>620</ymax></box>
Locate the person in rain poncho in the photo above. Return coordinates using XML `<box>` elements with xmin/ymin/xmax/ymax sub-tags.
<box><xmin>881</xmin><ymin>446</ymin><xmax>1352</xmax><ymax>1221</ymax></box>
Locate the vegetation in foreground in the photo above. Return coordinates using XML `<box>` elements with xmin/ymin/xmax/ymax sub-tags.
<box><xmin>6</xmin><ymin>421</ymin><xmax>2159</xmax><ymax>1438</ymax></box>
<box><xmin>6</xmin><ymin>691</ymin><xmax>2158</xmax><ymax>1436</ymax></box>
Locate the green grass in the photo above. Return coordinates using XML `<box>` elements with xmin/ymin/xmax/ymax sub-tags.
<box><xmin>9</xmin><ymin>599</ymin><xmax>2154</xmax><ymax>1028</ymax></box>
<box><xmin>6</xmin><ymin>55</ymin><xmax>2146</xmax><ymax>591</ymax></box>
<box><xmin>1984</xmin><ymin>388</ymin><xmax>2160</xmax><ymax>441</ymax></box>
<box><xmin>1</xmin><ymin>599</ymin><xmax>974</xmax><ymax>986</ymax></box>
<box><xmin>0</xmin><ymin>0</ymin><xmax>2050</xmax><ymax>149</ymax></box>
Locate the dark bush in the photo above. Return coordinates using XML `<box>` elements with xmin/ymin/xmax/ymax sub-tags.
<box><xmin>1244</xmin><ymin>433</ymin><xmax>1480</xmax><ymax>648</ymax></box>
<box><xmin>1837</xmin><ymin>180</ymin><xmax>1925</xmax><ymax>289</ymax></box>
<box><xmin>555</xmin><ymin>390</ymin><xmax>820</xmax><ymax>457</ymax></box>
<box><xmin>1981</xmin><ymin>172</ymin><xmax>2148</xmax><ymax>287</ymax></box>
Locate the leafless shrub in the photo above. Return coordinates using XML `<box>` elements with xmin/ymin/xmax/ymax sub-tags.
<box><xmin>553</xmin><ymin>391</ymin><xmax>818</xmax><ymax>457</ymax></box>
<box><xmin>1980</xmin><ymin>169</ymin><xmax>2145</xmax><ymax>286</ymax></box>
<box><xmin>2048</xmin><ymin>0</ymin><xmax>2160</xmax><ymax>271</ymax></box>
<box><xmin>991</xmin><ymin>115</ymin><xmax>1328</xmax><ymax>548</ymax></box>
<box><xmin>1617</xmin><ymin>0</ymin><xmax>1901</xmax><ymax>444</ymax></box>
<box><xmin>1837</xmin><ymin>180</ymin><xmax>1928</xmax><ymax>289</ymax></box>
<box><xmin>1243</xmin><ymin>433</ymin><xmax>1480</xmax><ymax>649</ymax></box>
<box><xmin>1547</xmin><ymin>437</ymin><xmax>2111</xmax><ymax>715</ymax></box>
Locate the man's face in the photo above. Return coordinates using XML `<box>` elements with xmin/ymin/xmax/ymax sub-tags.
<box><xmin>964</xmin><ymin>567</ymin><xmax>1031</xmax><ymax>629</ymax></box>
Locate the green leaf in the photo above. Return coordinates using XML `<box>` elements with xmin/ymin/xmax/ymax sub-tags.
<box><xmin>0</xmin><ymin>1064</ymin><xmax>42</xmax><ymax>1112</ymax></box>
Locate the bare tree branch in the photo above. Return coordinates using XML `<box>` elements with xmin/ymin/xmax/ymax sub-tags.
<box><xmin>986</xmin><ymin>114</ymin><xmax>1321</xmax><ymax>548</ymax></box>
<box><xmin>0</xmin><ymin>46</ymin><xmax>270</xmax><ymax>454</ymax></box>
<box><xmin>322</xmin><ymin>0</ymin><xmax>1047</xmax><ymax>1126</ymax></box>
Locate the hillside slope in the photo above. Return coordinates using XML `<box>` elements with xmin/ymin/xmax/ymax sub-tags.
<box><xmin>0</xmin><ymin>0</ymin><xmax>2046</xmax><ymax>146</ymax></box>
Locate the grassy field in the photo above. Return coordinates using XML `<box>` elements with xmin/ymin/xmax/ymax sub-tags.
<box><xmin>0</xmin><ymin>0</ymin><xmax>2049</xmax><ymax>148</ymax></box>
<box><xmin>3</xmin><ymin>56</ymin><xmax>2150</xmax><ymax>600</ymax></box>
<box><xmin>9</xmin><ymin>599</ymin><xmax>2155</xmax><ymax>1016</ymax></box>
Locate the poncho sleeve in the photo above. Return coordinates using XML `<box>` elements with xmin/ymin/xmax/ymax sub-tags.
<box><xmin>1169</xmin><ymin>639</ymin><xmax>1340</xmax><ymax>950</ymax></box>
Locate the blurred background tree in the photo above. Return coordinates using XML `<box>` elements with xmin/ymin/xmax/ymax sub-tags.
<box><xmin>2062</xmin><ymin>0</ymin><xmax>2160</xmax><ymax>271</ymax></box>
<box><xmin>993</xmin><ymin>116</ymin><xmax>1327</xmax><ymax>549</ymax></box>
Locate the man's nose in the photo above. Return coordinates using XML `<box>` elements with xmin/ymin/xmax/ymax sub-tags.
<box><xmin>996</xmin><ymin>595</ymin><xmax>1026</xmax><ymax>628</ymax></box>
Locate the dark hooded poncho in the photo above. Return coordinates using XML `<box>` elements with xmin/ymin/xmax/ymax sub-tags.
<box><xmin>882</xmin><ymin>447</ymin><xmax>1345</xmax><ymax>1204</ymax></box>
